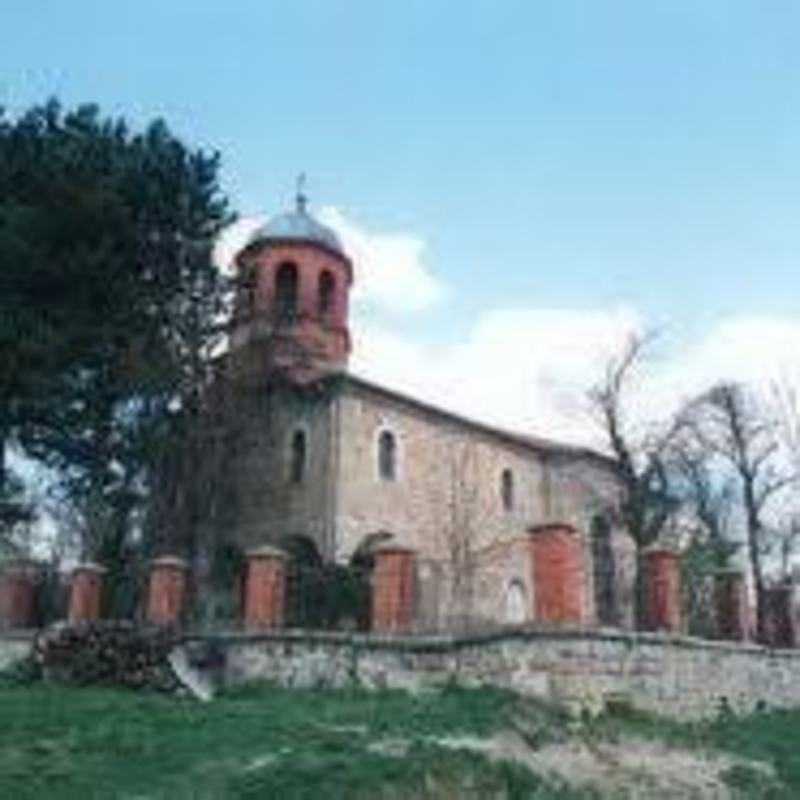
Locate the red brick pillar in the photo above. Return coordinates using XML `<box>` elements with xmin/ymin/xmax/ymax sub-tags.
<box><xmin>243</xmin><ymin>546</ymin><xmax>288</xmax><ymax>630</ymax></box>
<box><xmin>0</xmin><ymin>559</ymin><xmax>39</xmax><ymax>629</ymax></box>
<box><xmin>714</xmin><ymin>569</ymin><xmax>746</xmax><ymax>641</ymax></box>
<box><xmin>146</xmin><ymin>556</ymin><xmax>188</xmax><ymax>627</ymax></box>
<box><xmin>529</xmin><ymin>523</ymin><xmax>586</xmax><ymax>625</ymax></box>
<box><xmin>371</xmin><ymin>546</ymin><xmax>416</xmax><ymax>633</ymax></box>
<box><xmin>645</xmin><ymin>548</ymin><xmax>681</xmax><ymax>633</ymax></box>
<box><xmin>68</xmin><ymin>563</ymin><xmax>106</xmax><ymax>624</ymax></box>
<box><xmin>762</xmin><ymin>586</ymin><xmax>794</xmax><ymax>648</ymax></box>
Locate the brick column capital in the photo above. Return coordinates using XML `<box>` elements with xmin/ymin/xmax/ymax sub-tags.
<box><xmin>245</xmin><ymin>545</ymin><xmax>289</xmax><ymax>561</ymax></box>
<box><xmin>0</xmin><ymin>557</ymin><xmax>40</xmax><ymax>574</ymax></box>
<box><xmin>528</xmin><ymin>522</ymin><xmax>579</xmax><ymax>537</ymax></box>
<box><xmin>150</xmin><ymin>556</ymin><xmax>189</xmax><ymax>571</ymax></box>
<box><xmin>72</xmin><ymin>561</ymin><xmax>107</xmax><ymax>576</ymax></box>
<box><xmin>372</xmin><ymin>544</ymin><xmax>418</xmax><ymax>557</ymax></box>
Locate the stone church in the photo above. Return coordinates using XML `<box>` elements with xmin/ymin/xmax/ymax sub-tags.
<box><xmin>213</xmin><ymin>190</ymin><xmax>637</xmax><ymax>632</ymax></box>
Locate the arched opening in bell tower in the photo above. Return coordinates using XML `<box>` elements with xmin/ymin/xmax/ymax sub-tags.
<box><xmin>318</xmin><ymin>269</ymin><xmax>335</xmax><ymax>319</ymax></box>
<box><xmin>275</xmin><ymin>262</ymin><xmax>298</xmax><ymax>322</ymax></box>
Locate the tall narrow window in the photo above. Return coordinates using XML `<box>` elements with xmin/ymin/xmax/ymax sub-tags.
<box><xmin>275</xmin><ymin>262</ymin><xmax>298</xmax><ymax>322</ymax></box>
<box><xmin>378</xmin><ymin>430</ymin><xmax>396</xmax><ymax>481</ymax></box>
<box><xmin>318</xmin><ymin>270</ymin><xmax>335</xmax><ymax>318</ymax></box>
<box><xmin>242</xmin><ymin>264</ymin><xmax>257</xmax><ymax>316</ymax></box>
<box><xmin>290</xmin><ymin>429</ymin><xmax>306</xmax><ymax>483</ymax></box>
<box><xmin>501</xmin><ymin>468</ymin><xmax>514</xmax><ymax>511</ymax></box>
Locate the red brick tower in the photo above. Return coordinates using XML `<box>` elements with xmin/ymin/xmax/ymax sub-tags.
<box><xmin>231</xmin><ymin>180</ymin><xmax>353</xmax><ymax>383</ymax></box>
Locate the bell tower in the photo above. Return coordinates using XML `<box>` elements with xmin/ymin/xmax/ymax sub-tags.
<box><xmin>231</xmin><ymin>180</ymin><xmax>353</xmax><ymax>383</ymax></box>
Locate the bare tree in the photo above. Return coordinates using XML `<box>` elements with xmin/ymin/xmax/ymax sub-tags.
<box><xmin>684</xmin><ymin>382</ymin><xmax>795</xmax><ymax>641</ymax></box>
<box><xmin>768</xmin><ymin>371</ymin><xmax>800</xmax><ymax>578</ymax></box>
<box><xmin>587</xmin><ymin>332</ymin><xmax>682</xmax><ymax>626</ymax></box>
<box><xmin>441</xmin><ymin>443</ymin><xmax>479</xmax><ymax>629</ymax></box>
<box><xmin>670</xmin><ymin>438</ymin><xmax>738</xmax><ymax>552</ymax></box>
<box><xmin>668</xmin><ymin>437</ymin><xmax>739</xmax><ymax>635</ymax></box>
<box><xmin>436</xmin><ymin>439</ymin><xmax>498</xmax><ymax>631</ymax></box>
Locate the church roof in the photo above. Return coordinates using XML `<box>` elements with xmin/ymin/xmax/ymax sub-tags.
<box><xmin>340</xmin><ymin>373</ymin><xmax>616</xmax><ymax>469</ymax></box>
<box><xmin>248</xmin><ymin>183</ymin><xmax>345</xmax><ymax>258</ymax></box>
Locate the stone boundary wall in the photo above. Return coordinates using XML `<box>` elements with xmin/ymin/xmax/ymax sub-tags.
<box><xmin>193</xmin><ymin>627</ymin><xmax>800</xmax><ymax>720</ymax></box>
<box><xmin>5</xmin><ymin>626</ymin><xmax>800</xmax><ymax>720</ymax></box>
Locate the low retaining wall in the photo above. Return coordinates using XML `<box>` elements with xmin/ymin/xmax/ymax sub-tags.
<box><xmin>6</xmin><ymin>626</ymin><xmax>800</xmax><ymax>721</ymax></box>
<box><xmin>189</xmin><ymin>627</ymin><xmax>800</xmax><ymax>720</ymax></box>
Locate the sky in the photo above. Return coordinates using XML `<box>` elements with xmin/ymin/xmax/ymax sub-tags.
<box><xmin>4</xmin><ymin>1</ymin><xmax>800</xmax><ymax>447</ymax></box>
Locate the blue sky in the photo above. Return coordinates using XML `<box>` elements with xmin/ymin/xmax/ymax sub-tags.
<box><xmin>4</xmin><ymin>1</ymin><xmax>800</xmax><ymax>441</ymax></box>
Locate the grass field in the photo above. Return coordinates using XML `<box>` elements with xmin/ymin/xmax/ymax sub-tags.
<box><xmin>1</xmin><ymin>680</ymin><xmax>799</xmax><ymax>798</ymax></box>
<box><xmin>0</xmin><ymin>683</ymin><xmax>581</xmax><ymax>799</ymax></box>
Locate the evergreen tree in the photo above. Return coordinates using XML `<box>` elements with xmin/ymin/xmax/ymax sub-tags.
<box><xmin>0</xmin><ymin>99</ymin><xmax>232</xmax><ymax>599</ymax></box>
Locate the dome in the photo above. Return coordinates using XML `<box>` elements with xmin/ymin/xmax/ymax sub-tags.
<box><xmin>249</xmin><ymin>192</ymin><xmax>345</xmax><ymax>258</ymax></box>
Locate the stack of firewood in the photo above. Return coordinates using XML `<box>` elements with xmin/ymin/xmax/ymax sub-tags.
<box><xmin>33</xmin><ymin>621</ymin><xmax>184</xmax><ymax>692</ymax></box>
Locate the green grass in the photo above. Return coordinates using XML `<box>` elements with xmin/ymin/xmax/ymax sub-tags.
<box><xmin>0</xmin><ymin>683</ymin><xmax>584</xmax><ymax>799</ymax></box>
<box><xmin>5</xmin><ymin>681</ymin><xmax>800</xmax><ymax>799</ymax></box>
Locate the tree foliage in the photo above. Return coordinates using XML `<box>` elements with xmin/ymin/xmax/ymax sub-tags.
<box><xmin>0</xmin><ymin>99</ymin><xmax>232</xmax><ymax>585</ymax></box>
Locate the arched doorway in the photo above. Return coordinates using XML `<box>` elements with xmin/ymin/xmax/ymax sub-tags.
<box><xmin>280</xmin><ymin>534</ymin><xmax>375</xmax><ymax>630</ymax></box>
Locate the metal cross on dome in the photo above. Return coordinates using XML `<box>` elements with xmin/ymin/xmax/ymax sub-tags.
<box><xmin>295</xmin><ymin>172</ymin><xmax>308</xmax><ymax>214</ymax></box>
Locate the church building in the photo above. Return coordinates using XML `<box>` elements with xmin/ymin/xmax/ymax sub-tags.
<box><xmin>214</xmin><ymin>189</ymin><xmax>637</xmax><ymax>632</ymax></box>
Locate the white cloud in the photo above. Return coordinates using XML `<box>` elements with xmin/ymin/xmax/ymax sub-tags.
<box><xmin>352</xmin><ymin>306</ymin><xmax>800</xmax><ymax>452</ymax></box>
<box><xmin>351</xmin><ymin>307</ymin><xmax>642</xmax><ymax>448</ymax></box>
<box><xmin>317</xmin><ymin>206</ymin><xmax>445</xmax><ymax>314</ymax></box>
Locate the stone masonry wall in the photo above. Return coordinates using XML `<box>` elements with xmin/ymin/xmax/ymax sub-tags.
<box><xmin>207</xmin><ymin>627</ymin><xmax>800</xmax><ymax>721</ymax></box>
<box><xmin>7</xmin><ymin>626</ymin><xmax>800</xmax><ymax>721</ymax></box>
<box><xmin>333</xmin><ymin>379</ymin><xmax>636</xmax><ymax>629</ymax></box>
<box><xmin>211</xmin><ymin>382</ymin><xmax>337</xmax><ymax>561</ymax></box>
<box><xmin>334</xmin><ymin>382</ymin><xmax>549</xmax><ymax>564</ymax></box>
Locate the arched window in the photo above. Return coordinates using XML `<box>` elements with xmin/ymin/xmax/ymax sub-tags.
<box><xmin>275</xmin><ymin>262</ymin><xmax>298</xmax><ymax>322</ymax></box>
<box><xmin>378</xmin><ymin>430</ymin><xmax>396</xmax><ymax>481</ymax></box>
<box><xmin>501</xmin><ymin>468</ymin><xmax>514</xmax><ymax>511</ymax></box>
<box><xmin>318</xmin><ymin>270</ymin><xmax>335</xmax><ymax>317</ymax></box>
<box><xmin>290</xmin><ymin>429</ymin><xmax>306</xmax><ymax>483</ymax></box>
